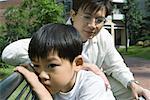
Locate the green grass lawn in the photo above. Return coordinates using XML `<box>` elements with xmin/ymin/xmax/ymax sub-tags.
<box><xmin>117</xmin><ymin>46</ymin><xmax>150</xmax><ymax>60</ymax></box>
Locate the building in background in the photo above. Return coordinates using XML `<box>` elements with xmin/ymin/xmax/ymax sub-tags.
<box><xmin>105</xmin><ymin>0</ymin><xmax>127</xmax><ymax>48</ymax></box>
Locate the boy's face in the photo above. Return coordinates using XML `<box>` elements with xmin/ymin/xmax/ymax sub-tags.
<box><xmin>31</xmin><ymin>52</ymin><xmax>80</xmax><ymax>94</ymax></box>
<box><xmin>71</xmin><ymin>8</ymin><xmax>106</xmax><ymax>42</ymax></box>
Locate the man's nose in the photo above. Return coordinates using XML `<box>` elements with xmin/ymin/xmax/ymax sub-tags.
<box><xmin>88</xmin><ymin>18</ymin><xmax>97</xmax><ymax>29</ymax></box>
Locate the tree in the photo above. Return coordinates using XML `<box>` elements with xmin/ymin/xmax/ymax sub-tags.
<box><xmin>140</xmin><ymin>0</ymin><xmax>150</xmax><ymax>41</ymax></box>
<box><xmin>124</xmin><ymin>0</ymin><xmax>143</xmax><ymax>44</ymax></box>
<box><xmin>4</xmin><ymin>0</ymin><xmax>65</xmax><ymax>42</ymax></box>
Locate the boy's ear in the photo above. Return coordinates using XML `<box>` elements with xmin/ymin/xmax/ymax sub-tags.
<box><xmin>70</xmin><ymin>9</ymin><xmax>76</xmax><ymax>21</ymax></box>
<box><xmin>73</xmin><ymin>55</ymin><xmax>83</xmax><ymax>72</ymax></box>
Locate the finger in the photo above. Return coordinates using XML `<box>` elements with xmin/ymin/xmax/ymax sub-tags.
<box><xmin>131</xmin><ymin>88</ymin><xmax>139</xmax><ymax>100</ymax></box>
<box><xmin>15</xmin><ymin>66</ymin><xmax>39</xmax><ymax>84</ymax></box>
<box><xmin>15</xmin><ymin>66</ymin><xmax>32</xmax><ymax>77</ymax></box>
<box><xmin>142</xmin><ymin>89</ymin><xmax>150</xmax><ymax>100</ymax></box>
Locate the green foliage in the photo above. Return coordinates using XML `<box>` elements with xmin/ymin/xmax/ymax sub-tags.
<box><xmin>4</xmin><ymin>0</ymin><xmax>65</xmax><ymax>42</ymax></box>
<box><xmin>123</xmin><ymin>0</ymin><xmax>143</xmax><ymax>44</ymax></box>
<box><xmin>145</xmin><ymin>1</ymin><xmax>150</xmax><ymax>11</ymax></box>
<box><xmin>0</xmin><ymin>0</ymin><xmax>65</xmax><ymax>54</ymax></box>
<box><xmin>0</xmin><ymin>24</ymin><xmax>6</xmax><ymax>35</ymax></box>
<box><xmin>141</xmin><ymin>0</ymin><xmax>150</xmax><ymax>34</ymax></box>
<box><xmin>4</xmin><ymin>7</ymin><xmax>30</xmax><ymax>41</ymax></box>
<box><xmin>0</xmin><ymin>36</ymin><xmax>9</xmax><ymax>55</ymax></box>
<box><xmin>0</xmin><ymin>62</ymin><xmax>14</xmax><ymax>79</ymax></box>
<box><xmin>138</xmin><ymin>35</ymin><xmax>150</xmax><ymax>41</ymax></box>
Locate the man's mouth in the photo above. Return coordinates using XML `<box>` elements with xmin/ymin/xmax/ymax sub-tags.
<box><xmin>85</xmin><ymin>30</ymin><xmax>93</xmax><ymax>35</ymax></box>
<box><xmin>85</xmin><ymin>31</ymin><xmax>95</xmax><ymax>38</ymax></box>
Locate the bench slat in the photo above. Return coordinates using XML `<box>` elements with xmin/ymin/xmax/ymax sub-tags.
<box><xmin>0</xmin><ymin>72</ymin><xmax>24</xmax><ymax>99</ymax></box>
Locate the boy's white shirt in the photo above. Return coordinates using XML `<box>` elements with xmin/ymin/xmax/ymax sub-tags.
<box><xmin>2</xmin><ymin>18</ymin><xmax>134</xmax><ymax>88</ymax></box>
<box><xmin>53</xmin><ymin>70</ymin><xmax>115</xmax><ymax>100</ymax></box>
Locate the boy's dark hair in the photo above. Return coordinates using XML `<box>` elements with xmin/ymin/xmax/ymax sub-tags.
<box><xmin>28</xmin><ymin>23</ymin><xmax>82</xmax><ymax>63</ymax></box>
<box><xmin>72</xmin><ymin>0</ymin><xmax>112</xmax><ymax>16</ymax></box>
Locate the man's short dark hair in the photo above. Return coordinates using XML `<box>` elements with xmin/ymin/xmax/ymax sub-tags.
<box><xmin>72</xmin><ymin>0</ymin><xmax>112</xmax><ymax>16</ymax></box>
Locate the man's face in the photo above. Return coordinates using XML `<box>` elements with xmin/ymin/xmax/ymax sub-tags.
<box><xmin>72</xmin><ymin>8</ymin><xmax>106</xmax><ymax>42</ymax></box>
<box><xmin>31</xmin><ymin>52</ymin><xmax>77</xmax><ymax>94</ymax></box>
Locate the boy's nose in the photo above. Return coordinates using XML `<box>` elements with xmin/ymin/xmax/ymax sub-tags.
<box><xmin>39</xmin><ymin>71</ymin><xmax>50</xmax><ymax>80</ymax></box>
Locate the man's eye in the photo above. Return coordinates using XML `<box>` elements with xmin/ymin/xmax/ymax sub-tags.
<box><xmin>96</xmin><ymin>18</ymin><xmax>105</xmax><ymax>23</ymax></box>
<box><xmin>83</xmin><ymin>16</ymin><xmax>91</xmax><ymax>20</ymax></box>
<box><xmin>47</xmin><ymin>64</ymin><xmax>58</xmax><ymax>68</ymax></box>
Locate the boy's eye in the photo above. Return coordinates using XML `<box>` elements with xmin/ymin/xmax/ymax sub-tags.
<box><xmin>47</xmin><ymin>64</ymin><xmax>58</xmax><ymax>68</ymax></box>
<box><xmin>33</xmin><ymin>64</ymin><xmax>39</xmax><ymax>68</ymax></box>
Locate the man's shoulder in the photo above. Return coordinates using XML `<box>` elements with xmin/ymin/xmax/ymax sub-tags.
<box><xmin>6</xmin><ymin>38</ymin><xmax>31</xmax><ymax>48</ymax></box>
<box><xmin>13</xmin><ymin>38</ymin><xmax>31</xmax><ymax>45</ymax></box>
<box><xmin>97</xmin><ymin>28</ymin><xmax>111</xmax><ymax>38</ymax></box>
<box><xmin>92</xmin><ymin>28</ymin><xmax>113</xmax><ymax>47</ymax></box>
<box><xmin>1</xmin><ymin>38</ymin><xmax>31</xmax><ymax>65</ymax></box>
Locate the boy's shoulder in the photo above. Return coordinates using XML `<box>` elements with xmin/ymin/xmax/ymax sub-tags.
<box><xmin>77</xmin><ymin>70</ymin><xmax>105</xmax><ymax>86</ymax></box>
<box><xmin>54</xmin><ymin>70</ymin><xmax>115</xmax><ymax>100</ymax></box>
<box><xmin>76</xmin><ymin>70</ymin><xmax>106</xmax><ymax>92</ymax></box>
<box><xmin>74</xmin><ymin>70</ymin><xmax>115</xmax><ymax>99</ymax></box>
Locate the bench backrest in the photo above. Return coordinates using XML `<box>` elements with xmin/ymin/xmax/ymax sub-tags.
<box><xmin>0</xmin><ymin>72</ymin><xmax>38</xmax><ymax>100</ymax></box>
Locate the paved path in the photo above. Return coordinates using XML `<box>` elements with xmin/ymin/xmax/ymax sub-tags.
<box><xmin>123</xmin><ymin>56</ymin><xmax>150</xmax><ymax>90</ymax></box>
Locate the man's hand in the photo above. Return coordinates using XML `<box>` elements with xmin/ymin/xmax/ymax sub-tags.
<box><xmin>129</xmin><ymin>81</ymin><xmax>150</xmax><ymax>100</ymax></box>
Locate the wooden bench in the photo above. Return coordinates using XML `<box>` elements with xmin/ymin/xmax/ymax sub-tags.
<box><xmin>0</xmin><ymin>72</ymin><xmax>38</xmax><ymax>100</ymax></box>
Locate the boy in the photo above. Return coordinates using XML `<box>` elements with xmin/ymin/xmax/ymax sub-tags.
<box><xmin>15</xmin><ymin>23</ymin><xmax>115</xmax><ymax>100</ymax></box>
